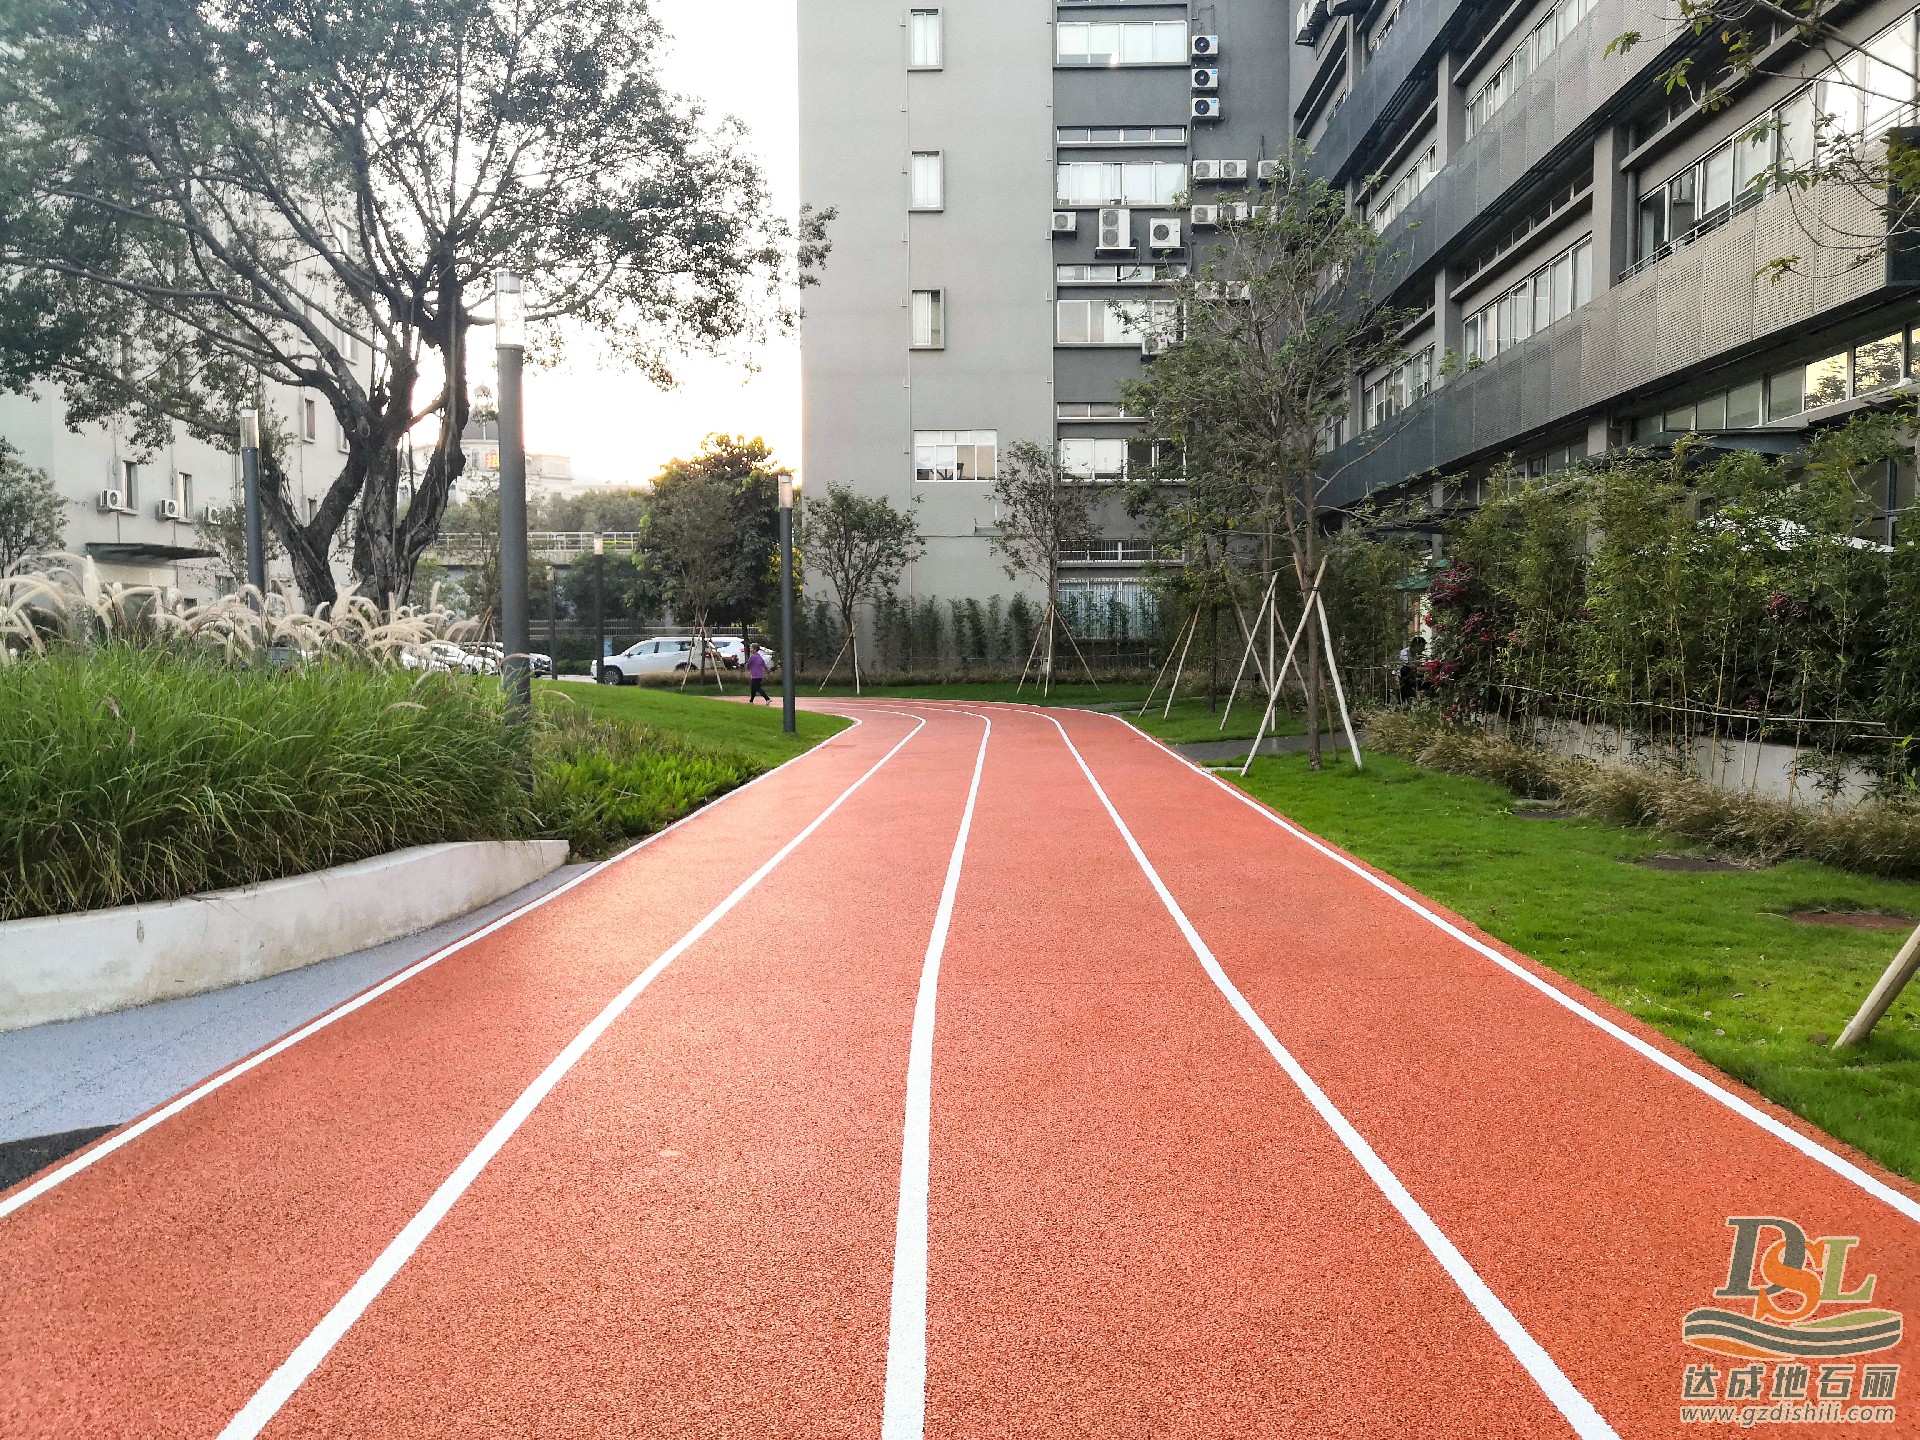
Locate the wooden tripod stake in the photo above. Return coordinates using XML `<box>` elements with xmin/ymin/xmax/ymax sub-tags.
<box><xmin>1835</xmin><ymin>920</ymin><xmax>1920</xmax><ymax>1048</ymax></box>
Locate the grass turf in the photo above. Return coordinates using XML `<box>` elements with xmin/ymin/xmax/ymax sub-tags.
<box><xmin>536</xmin><ymin>680</ymin><xmax>851</xmax><ymax>765</ymax></box>
<box><xmin>1231</xmin><ymin>749</ymin><xmax>1920</xmax><ymax>1181</ymax></box>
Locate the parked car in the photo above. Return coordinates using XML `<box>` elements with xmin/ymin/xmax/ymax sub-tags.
<box><xmin>464</xmin><ymin>643</ymin><xmax>552</xmax><ymax>678</ymax></box>
<box><xmin>711</xmin><ymin>637</ymin><xmax>775</xmax><ymax>670</ymax></box>
<box><xmin>595</xmin><ymin>636</ymin><xmax>717</xmax><ymax>684</ymax></box>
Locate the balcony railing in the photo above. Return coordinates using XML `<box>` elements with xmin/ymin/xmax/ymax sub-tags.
<box><xmin>1619</xmin><ymin>186</ymin><xmax>1765</xmax><ymax>283</ymax></box>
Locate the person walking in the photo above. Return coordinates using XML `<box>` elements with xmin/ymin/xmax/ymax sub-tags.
<box><xmin>746</xmin><ymin>645</ymin><xmax>772</xmax><ymax>704</ymax></box>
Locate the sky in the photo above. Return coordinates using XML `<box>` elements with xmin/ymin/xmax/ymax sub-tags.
<box><xmin>511</xmin><ymin>0</ymin><xmax>803</xmax><ymax>488</ymax></box>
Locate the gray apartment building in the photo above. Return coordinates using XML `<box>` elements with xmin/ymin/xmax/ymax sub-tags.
<box><xmin>798</xmin><ymin>0</ymin><xmax>1920</xmax><ymax>618</ymax></box>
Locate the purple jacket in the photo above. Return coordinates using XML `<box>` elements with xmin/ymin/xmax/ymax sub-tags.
<box><xmin>746</xmin><ymin>650</ymin><xmax>768</xmax><ymax>680</ymax></box>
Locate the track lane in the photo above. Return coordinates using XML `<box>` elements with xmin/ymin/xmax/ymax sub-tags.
<box><xmin>238</xmin><ymin>706</ymin><xmax>989</xmax><ymax>1438</ymax></box>
<box><xmin>0</xmin><ymin>709</ymin><xmax>914</xmax><ymax>1440</ymax></box>
<box><xmin>1050</xmin><ymin>707</ymin><xmax>1920</xmax><ymax>1438</ymax></box>
<box><xmin>915</xmin><ymin>704</ymin><xmax>1584</xmax><ymax>1438</ymax></box>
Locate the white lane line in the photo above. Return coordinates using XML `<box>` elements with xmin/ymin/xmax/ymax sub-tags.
<box><xmin>215</xmin><ymin>713</ymin><xmax>926</xmax><ymax>1440</ymax></box>
<box><xmin>881</xmin><ymin>710</ymin><xmax>991</xmax><ymax>1440</ymax></box>
<box><xmin>0</xmin><ymin>715</ymin><xmax>870</xmax><ymax>1223</ymax></box>
<box><xmin>1036</xmin><ymin>712</ymin><xmax>1619</xmax><ymax>1440</ymax></box>
<box><xmin>1089</xmin><ymin>712</ymin><xmax>1920</xmax><ymax>1228</ymax></box>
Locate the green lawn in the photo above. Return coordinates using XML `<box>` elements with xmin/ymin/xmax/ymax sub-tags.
<box><xmin>1128</xmin><ymin>692</ymin><xmax>1309</xmax><ymax>745</ymax></box>
<box><xmin>1233</xmin><ymin>750</ymin><xmax>1920</xmax><ymax>1181</ymax></box>
<box><xmin>536</xmin><ymin>681</ymin><xmax>850</xmax><ymax>765</ymax></box>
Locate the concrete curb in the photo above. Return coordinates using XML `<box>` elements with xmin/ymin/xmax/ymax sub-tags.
<box><xmin>0</xmin><ymin>840</ymin><xmax>570</xmax><ymax>1033</ymax></box>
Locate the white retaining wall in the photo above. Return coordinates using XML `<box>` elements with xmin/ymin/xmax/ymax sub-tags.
<box><xmin>1528</xmin><ymin>719</ymin><xmax>1882</xmax><ymax>809</ymax></box>
<box><xmin>0</xmin><ymin>840</ymin><xmax>570</xmax><ymax>1033</ymax></box>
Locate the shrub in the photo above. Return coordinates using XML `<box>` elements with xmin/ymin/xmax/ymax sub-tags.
<box><xmin>531</xmin><ymin>707</ymin><xmax>756</xmax><ymax>856</ymax></box>
<box><xmin>0</xmin><ymin>647</ymin><xmax>530</xmax><ymax>920</ymax></box>
<box><xmin>1369</xmin><ymin>708</ymin><xmax>1920</xmax><ymax>878</ymax></box>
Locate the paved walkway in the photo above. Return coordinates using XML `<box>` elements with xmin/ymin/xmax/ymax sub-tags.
<box><xmin>2</xmin><ymin>702</ymin><xmax>1915</xmax><ymax>1437</ymax></box>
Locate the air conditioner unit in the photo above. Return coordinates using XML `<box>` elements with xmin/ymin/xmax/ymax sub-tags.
<box><xmin>1051</xmin><ymin>210</ymin><xmax>1078</xmax><ymax>236</ymax></box>
<box><xmin>1148</xmin><ymin>217</ymin><xmax>1182</xmax><ymax>251</ymax></box>
<box><xmin>1191</xmin><ymin>159</ymin><xmax>1221</xmax><ymax>183</ymax></box>
<box><xmin>156</xmin><ymin>497</ymin><xmax>183</xmax><ymax>521</ymax></box>
<box><xmin>199</xmin><ymin>503</ymin><xmax>222</xmax><ymax>523</ymax></box>
<box><xmin>1219</xmin><ymin>159</ymin><xmax>1251</xmax><ymax>182</ymax></box>
<box><xmin>1220</xmin><ymin>202</ymin><xmax>1251</xmax><ymax>223</ymax></box>
<box><xmin>1141</xmin><ymin>334</ymin><xmax>1170</xmax><ymax>356</ymax></box>
<box><xmin>1249</xmin><ymin>204</ymin><xmax>1276</xmax><ymax>221</ymax></box>
<box><xmin>1228</xmin><ymin>281</ymin><xmax>1253</xmax><ymax>301</ymax></box>
<box><xmin>1191</xmin><ymin>67</ymin><xmax>1219</xmax><ymax>91</ymax></box>
<box><xmin>1192</xmin><ymin>96</ymin><xmax>1224</xmax><ymax>121</ymax></box>
<box><xmin>1191</xmin><ymin>34</ymin><xmax>1220</xmax><ymax>57</ymax></box>
<box><xmin>1191</xmin><ymin>204</ymin><xmax>1220</xmax><ymax>227</ymax></box>
<box><xmin>1256</xmin><ymin>159</ymin><xmax>1284</xmax><ymax>182</ymax></box>
<box><xmin>97</xmin><ymin>488</ymin><xmax>124</xmax><ymax>513</ymax></box>
<box><xmin>1095</xmin><ymin>206</ymin><xmax>1132</xmax><ymax>252</ymax></box>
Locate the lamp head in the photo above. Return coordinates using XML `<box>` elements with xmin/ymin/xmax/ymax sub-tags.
<box><xmin>593</xmin><ymin>534</ymin><xmax>604</xmax><ymax>556</ymax></box>
<box><xmin>494</xmin><ymin>270</ymin><xmax>525</xmax><ymax>349</ymax></box>
<box><xmin>778</xmin><ymin>476</ymin><xmax>794</xmax><ymax>509</ymax></box>
<box><xmin>238</xmin><ymin>407</ymin><xmax>259</xmax><ymax>450</ymax></box>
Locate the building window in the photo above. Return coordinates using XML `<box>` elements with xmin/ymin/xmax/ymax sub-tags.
<box><xmin>302</xmin><ymin>397</ymin><xmax>318</xmax><ymax>442</ymax></box>
<box><xmin>306</xmin><ymin>495</ymin><xmax>320</xmax><ymax>522</ymax></box>
<box><xmin>909</xmin><ymin>9</ymin><xmax>941</xmax><ymax>68</ymax></box>
<box><xmin>176</xmin><ymin>472</ymin><xmax>193</xmax><ymax>514</ymax></box>
<box><xmin>1362</xmin><ymin>346</ymin><xmax>1434</xmax><ymax>430</ymax></box>
<box><xmin>121</xmin><ymin>459</ymin><xmax>138</xmax><ymax>508</ymax></box>
<box><xmin>1058</xmin><ymin>437</ymin><xmax>1172</xmax><ymax>478</ymax></box>
<box><xmin>1055</xmin><ymin>160</ymin><xmax>1185</xmax><ymax>206</ymax></box>
<box><xmin>1055</xmin><ymin>298</ymin><xmax>1176</xmax><ymax>345</ymax></box>
<box><xmin>910</xmin><ymin>289</ymin><xmax>945</xmax><ymax>348</ymax></box>
<box><xmin>1464</xmin><ymin>0</ymin><xmax>1597</xmax><ymax>138</ymax></box>
<box><xmin>911</xmin><ymin>151</ymin><xmax>943</xmax><ymax>210</ymax></box>
<box><xmin>1055</xmin><ymin>21</ymin><xmax>1186</xmax><ymax>66</ymax></box>
<box><xmin>1058</xmin><ymin>578</ymin><xmax>1157</xmax><ymax>637</ymax></box>
<box><xmin>1461</xmin><ymin>235</ymin><xmax>1593</xmax><ymax>361</ymax></box>
<box><xmin>1057</xmin><ymin>401</ymin><xmax>1139</xmax><ymax>418</ymax></box>
<box><xmin>1368</xmin><ymin>145</ymin><xmax>1435</xmax><ymax>229</ymax></box>
<box><xmin>1055</xmin><ymin>126</ymin><xmax>1187</xmax><ymax>145</ymax></box>
<box><xmin>1056</xmin><ymin>263</ymin><xmax>1183</xmax><ymax>284</ymax></box>
<box><xmin>913</xmin><ymin>430</ymin><xmax>997</xmax><ymax>482</ymax></box>
<box><xmin>1632</xmin><ymin>18</ymin><xmax>1918</xmax><ymax>269</ymax></box>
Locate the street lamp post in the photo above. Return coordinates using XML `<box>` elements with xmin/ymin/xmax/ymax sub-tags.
<box><xmin>593</xmin><ymin>533</ymin><xmax>605</xmax><ymax>680</ymax></box>
<box><xmin>238</xmin><ymin>407</ymin><xmax>265</xmax><ymax>602</ymax></box>
<box><xmin>494</xmin><ymin>271</ymin><xmax>531</xmax><ymax>722</ymax></box>
<box><xmin>779</xmin><ymin>476</ymin><xmax>797</xmax><ymax>734</ymax></box>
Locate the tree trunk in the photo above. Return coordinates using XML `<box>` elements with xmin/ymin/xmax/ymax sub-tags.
<box><xmin>1207</xmin><ymin>601</ymin><xmax>1219</xmax><ymax>712</ymax></box>
<box><xmin>1304</xmin><ymin>527</ymin><xmax>1323</xmax><ymax>771</ymax></box>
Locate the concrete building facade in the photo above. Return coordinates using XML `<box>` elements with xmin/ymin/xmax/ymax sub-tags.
<box><xmin>800</xmin><ymin>0</ymin><xmax>1920</xmax><ymax>601</ymax></box>
<box><xmin>798</xmin><ymin>0</ymin><xmax>1294</xmax><ymax>624</ymax></box>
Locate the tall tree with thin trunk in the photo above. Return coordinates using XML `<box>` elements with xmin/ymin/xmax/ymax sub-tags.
<box><xmin>0</xmin><ymin>0</ymin><xmax>828</xmax><ymax>607</ymax></box>
<box><xmin>0</xmin><ymin>439</ymin><xmax>64</xmax><ymax>572</ymax></box>
<box><xmin>801</xmin><ymin>483</ymin><xmax>922</xmax><ymax>692</ymax></box>
<box><xmin>989</xmin><ymin>438</ymin><xmax>1098</xmax><ymax>692</ymax></box>
<box><xmin>647</xmin><ymin>466</ymin><xmax>738</xmax><ymax>680</ymax></box>
<box><xmin>1124</xmin><ymin>145</ymin><xmax>1412</xmax><ymax>765</ymax></box>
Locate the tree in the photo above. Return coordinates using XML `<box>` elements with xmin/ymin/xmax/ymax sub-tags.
<box><xmin>192</xmin><ymin>502</ymin><xmax>286</xmax><ymax>587</ymax></box>
<box><xmin>0</xmin><ymin>439</ymin><xmax>64</xmax><ymax>571</ymax></box>
<box><xmin>534</xmin><ymin>489</ymin><xmax>652</xmax><ymax>535</ymax></box>
<box><xmin>0</xmin><ymin>0</ymin><xmax>828</xmax><ymax>608</ymax></box>
<box><xmin>646</xmin><ymin>466</ymin><xmax>739</xmax><ymax>677</ymax></box>
<box><xmin>1123</xmin><ymin>146</ymin><xmax>1413</xmax><ymax>766</ymax></box>
<box><xmin>801</xmin><ymin>483</ymin><xmax>923</xmax><ymax>691</ymax></box>
<box><xmin>1609</xmin><ymin>1</ymin><xmax>1920</xmax><ymax>278</ymax></box>
<box><xmin>652</xmin><ymin>434</ymin><xmax>787</xmax><ymax>632</ymax></box>
<box><xmin>988</xmin><ymin>439</ymin><xmax>1098</xmax><ymax>691</ymax></box>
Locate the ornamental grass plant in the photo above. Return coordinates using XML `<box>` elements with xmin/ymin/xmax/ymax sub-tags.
<box><xmin>0</xmin><ymin>646</ymin><xmax>531</xmax><ymax>921</ymax></box>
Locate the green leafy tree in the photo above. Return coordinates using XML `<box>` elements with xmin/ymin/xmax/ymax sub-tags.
<box><xmin>646</xmin><ymin>466</ymin><xmax>739</xmax><ymax>672</ymax></box>
<box><xmin>0</xmin><ymin>439</ymin><xmax>65</xmax><ymax>571</ymax></box>
<box><xmin>1124</xmin><ymin>145</ymin><xmax>1414</xmax><ymax>765</ymax></box>
<box><xmin>652</xmin><ymin>434</ymin><xmax>787</xmax><ymax>630</ymax></box>
<box><xmin>0</xmin><ymin>0</ymin><xmax>828</xmax><ymax>607</ymax></box>
<box><xmin>988</xmin><ymin>438</ymin><xmax>1098</xmax><ymax>691</ymax></box>
<box><xmin>801</xmin><ymin>483</ymin><xmax>923</xmax><ymax>690</ymax></box>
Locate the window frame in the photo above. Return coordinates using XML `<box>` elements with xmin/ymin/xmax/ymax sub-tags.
<box><xmin>910</xmin><ymin>288</ymin><xmax>946</xmax><ymax>349</ymax></box>
<box><xmin>908</xmin><ymin>9</ymin><xmax>942</xmax><ymax>69</ymax></box>
<box><xmin>910</xmin><ymin>150</ymin><xmax>944</xmax><ymax>211</ymax></box>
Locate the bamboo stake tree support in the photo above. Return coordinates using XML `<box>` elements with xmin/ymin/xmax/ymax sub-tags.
<box><xmin>1834</xmin><ymin>921</ymin><xmax>1920</xmax><ymax>1049</ymax></box>
<box><xmin>1139</xmin><ymin>605</ymin><xmax>1200</xmax><ymax>717</ymax></box>
<box><xmin>1159</xmin><ymin>605</ymin><xmax>1201</xmax><ymax>719</ymax></box>
<box><xmin>818</xmin><ymin>631</ymin><xmax>862</xmax><ymax>694</ymax></box>
<box><xmin>1016</xmin><ymin>599</ymin><xmax>1098</xmax><ymax>697</ymax></box>
<box><xmin>1240</xmin><ymin>557</ymin><xmax>1328</xmax><ymax>777</ymax></box>
<box><xmin>1218</xmin><ymin>571</ymin><xmax>1279</xmax><ymax>730</ymax></box>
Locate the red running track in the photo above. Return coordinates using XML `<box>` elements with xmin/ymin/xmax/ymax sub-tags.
<box><xmin>2</xmin><ymin>700</ymin><xmax>1916</xmax><ymax>1438</ymax></box>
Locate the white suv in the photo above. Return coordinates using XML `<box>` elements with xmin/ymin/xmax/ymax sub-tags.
<box><xmin>596</xmin><ymin>637</ymin><xmax>710</xmax><ymax>683</ymax></box>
